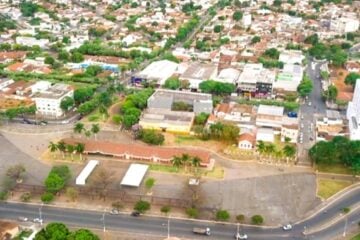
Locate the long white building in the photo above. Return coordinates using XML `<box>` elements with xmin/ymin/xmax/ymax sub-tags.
<box><xmin>347</xmin><ymin>79</ymin><xmax>360</xmax><ymax>140</ymax></box>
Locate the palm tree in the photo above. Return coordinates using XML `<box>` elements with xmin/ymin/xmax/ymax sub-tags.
<box><xmin>75</xmin><ymin>143</ymin><xmax>85</xmax><ymax>161</ymax></box>
<box><xmin>256</xmin><ymin>141</ymin><xmax>266</xmax><ymax>157</ymax></box>
<box><xmin>264</xmin><ymin>143</ymin><xmax>276</xmax><ymax>159</ymax></box>
<box><xmin>57</xmin><ymin>141</ymin><xmax>66</xmax><ymax>159</ymax></box>
<box><xmin>283</xmin><ymin>145</ymin><xmax>296</xmax><ymax>164</ymax></box>
<box><xmin>171</xmin><ymin>156</ymin><xmax>183</xmax><ymax>170</ymax></box>
<box><xmin>48</xmin><ymin>141</ymin><xmax>58</xmax><ymax>158</ymax></box>
<box><xmin>85</xmin><ymin>130</ymin><xmax>92</xmax><ymax>138</ymax></box>
<box><xmin>91</xmin><ymin>124</ymin><xmax>100</xmax><ymax>140</ymax></box>
<box><xmin>74</xmin><ymin>123</ymin><xmax>85</xmax><ymax>136</ymax></box>
<box><xmin>99</xmin><ymin>105</ymin><xmax>108</xmax><ymax>121</ymax></box>
<box><xmin>66</xmin><ymin>144</ymin><xmax>75</xmax><ymax>161</ymax></box>
<box><xmin>181</xmin><ymin>153</ymin><xmax>191</xmax><ymax>172</ymax></box>
<box><xmin>191</xmin><ymin>156</ymin><xmax>201</xmax><ymax>174</ymax></box>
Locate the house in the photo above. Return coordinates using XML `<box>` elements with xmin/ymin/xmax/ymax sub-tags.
<box><xmin>0</xmin><ymin>221</ymin><xmax>19</xmax><ymax>240</ymax></box>
<box><xmin>213</xmin><ymin>102</ymin><xmax>253</xmax><ymax>124</ymax></box>
<box><xmin>31</xmin><ymin>83</ymin><xmax>74</xmax><ymax>117</ymax></box>
<box><xmin>237</xmin><ymin>63</ymin><xmax>275</xmax><ymax>98</ymax></box>
<box><xmin>281</xmin><ymin>120</ymin><xmax>299</xmax><ymax>143</ymax></box>
<box><xmin>133</xmin><ymin>60</ymin><xmax>179</xmax><ymax>86</ymax></box>
<box><xmin>16</xmin><ymin>37</ymin><xmax>49</xmax><ymax>48</ymax></box>
<box><xmin>179</xmin><ymin>62</ymin><xmax>218</xmax><ymax>89</ymax></box>
<box><xmin>330</xmin><ymin>17</ymin><xmax>359</xmax><ymax>33</ymax></box>
<box><xmin>256</xmin><ymin>104</ymin><xmax>284</xmax><ymax>129</ymax></box>
<box><xmin>0</xmin><ymin>78</ymin><xmax>15</xmax><ymax>91</ymax></box>
<box><xmin>345</xmin><ymin>61</ymin><xmax>360</xmax><ymax>73</ymax></box>
<box><xmin>279</xmin><ymin>50</ymin><xmax>305</xmax><ymax>65</ymax></box>
<box><xmin>346</xmin><ymin>80</ymin><xmax>360</xmax><ymax>140</ymax></box>
<box><xmin>215</xmin><ymin>68</ymin><xmax>241</xmax><ymax>84</ymax></box>
<box><xmin>0</xmin><ymin>51</ymin><xmax>27</xmax><ymax>64</ymax></box>
<box><xmin>238</xmin><ymin>132</ymin><xmax>256</xmax><ymax>150</ymax></box>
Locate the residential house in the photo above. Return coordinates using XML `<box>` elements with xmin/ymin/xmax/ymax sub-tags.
<box><xmin>281</xmin><ymin>116</ymin><xmax>299</xmax><ymax>143</ymax></box>
<box><xmin>256</xmin><ymin>104</ymin><xmax>284</xmax><ymax>129</ymax></box>
<box><xmin>317</xmin><ymin>110</ymin><xmax>348</xmax><ymax>141</ymax></box>
<box><xmin>330</xmin><ymin>17</ymin><xmax>359</xmax><ymax>33</ymax></box>
<box><xmin>345</xmin><ymin>61</ymin><xmax>360</xmax><ymax>73</ymax></box>
<box><xmin>238</xmin><ymin>132</ymin><xmax>256</xmax><ymax>150</ymax></box>
<box><xmin>0</xmin><ymin>51</ymin><xmax>27</xmax><ymax>64</ymax></box>
<box><xmin>16</xmin><ymin>37</ymin><xmax>49</xmax><ymax>48</ymax></box>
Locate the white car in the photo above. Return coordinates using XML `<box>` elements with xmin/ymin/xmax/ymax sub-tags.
<box><xmin>235</xmin><ymin>233</ymin><xmax>248</xmax><ymax>239</ymax></box>
<box><xmin>308</xmin><ymin>101</ymin><xmax>312</xmax><ymax>106</ymax></box>
<box><xmin>33</xmin><ymin>218</ymin><xmax>43</xmax><ymax>224</ymax></box>
<box><xmin>282</xmin><ymin>224</ymin><xmax>293</xmax><ymax>231</ymax></box>
<box><xmin>18</xmin><ymin>217</ymin><xmax>28</xmax><ymax>222</ymax></box>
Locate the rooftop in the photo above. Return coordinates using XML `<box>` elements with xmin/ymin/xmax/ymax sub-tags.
<box><xmin>257</xmin><ymin>104</ymin><xmax>284</xmax><ymax>117</ymax></box>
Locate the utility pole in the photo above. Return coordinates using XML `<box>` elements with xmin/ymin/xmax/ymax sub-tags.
<box><xmin>167</xmin><ymin>216</ymin><xmax>170</xmax><ymax>238</ymax></box>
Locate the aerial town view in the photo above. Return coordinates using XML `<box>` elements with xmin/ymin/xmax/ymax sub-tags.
<box><xmin>0</xmin><ymin>0</ymin><xmax>359</xmax><ymax>239</ymax></box>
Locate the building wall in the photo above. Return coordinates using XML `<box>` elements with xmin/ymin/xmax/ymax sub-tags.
<box><xmin>34</xmin><ymin>90</ymin><xmax>74</xmax><ymax>117</ymax></box>
<box><xmin>238</xmin><ymin>140</ymin><xmax>253</xmax><ymax>149</ymax></box>
<box><xmin>281</xmin><ymin>126</ymin><xmax>298</xmax><ymax>143</ymax></box>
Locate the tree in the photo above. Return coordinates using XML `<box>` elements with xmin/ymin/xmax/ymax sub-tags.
<box><xmin>74</xmin><ymin>143</ymin><xmax>85</xmax><ymax>160</ymax></box>
<box><xmin>161</xmin><ymin>206</ymin><xmax>171</xmax><ymax>214</ymax></box>
<box><xmin>345</xmin><ymin>73</ymin><xmax>360</xmax><ymax>87</ymax></box>
<box><xmin>180</xmin><ymin>80</ymin><xmax>190</xmax><ymax>89</ymax></box>
<box><xmin>194</xmin><ymin>113</ymin><xmax>209</xmax><ymax>125</ymax></box>
<box><xmin>191</xmin><ymin>156</ymin><xmax>201</xmax><ymax>173</ymax></box>
<box><xmin>214</xmin><ymin>25</ymin><xmax>223</xmax><ymax>33</ymax></box>
<box><xmin>323</xmin><ymin>85</ymin><xmax>338</xmax><ymax>102</ymax></box>
<box><xmin>66</xmin><ymin>144</ymin><xmax>75</xmax><ymax>160</ymax></box>
<box><xmin>45</xmin><ymin>172</ymin><xmax>65</xmax><ymax>193</ymax></box>
<box><xmin>264</xmin><ymin>143</ymin><xmax>276</xmax><ymax>157</ymax></box>
<box><xmin>45</xmin><ymin>56</ymin><xmax>55</xmax><ymax>65</ymax></box>
<box><xmin>48</xmin><ymin>141</ymin><xmax>58</xmax><ymax>158</ymax></box>
<box><xmin>20</xmin><ymin>192</ymin><xmax>31</xmax><ymax>202</ymax></box>
<box><xmin>134</xmin><ymin>200</ymin><xmax>151</xmax><ymax>213</ymax></box>
<box><xmin>60</xmin><ymin>96</ymin><xmax>74</xmax><ymax>112</ymax></box>
<box><xmin>309</xmin><ymin>141</ymin><xmax>337</xmax><ymax>165</ymax></box>
<box><xmin>6</xmin><ymin>164</ymin><xmax>26</xmax><ymax>182</ymax></box>
<box><xmin>85</xmin><ymin>65</ymin><xmax>103</xmax><ymax>77</ymax></box>
<box><xmin>186</xmin><ymin>207</ymin><xmax>199</xmax><ymax>218</ymax></box>
<box><xmin>41</xmin><ymin>192</ymin><xmax>54</xmax><ymax>203</ymax></box>
<box><xmin>251</xmin><ymin>36</ymin><xmax>261</xmax><ymax>44</ymax></box>
<box><xmin>20</xmin><ymin>1</ymin><xmax>38</xmax><ymax>17</ymax></box>
<box><xmin>74</xmin><ymin>87</ymin><xmax>94</xmax><ymax>104</ymax></box>
<box><xmin>171</xmin><ymin>156</ymin><xmax>183</xmax><ymax>170</ymax></box>
<box><xmin>66</xmin><ymin>187</ymin><xmax>78</xmax><ymax>202</ymax></box>
<box><xmin>236</xmin><ymin>214</ymin><xmax>245</xmax><ymax>223</ymax></box>
<box><xmin>52</xmin><ymin>165</ymin><xmax>71</xmax><ymax>183</ymax></box>
<box><xmin>68</xmin><ymin>229</ymin><xmax>99</xmax><ymax>240</ymax></box>
<box><xmin>35</xmin><ymin>223</ymin><xmax>69</xmax><ymax>239</ymax></box>
<box><xmin>304</xmin><ymin>34</ymin><xmax>319</xmax><ymax>45</ymax></box>
<box><xmin>71</xmin><ymin>52</ymin><xmax>84</xmax><ymax>63</ymax></box>
<box><xmin>57</xmin><ymin>141</ymin><xmax>66</xmax><ymax>159</ymax></box>
<box><xmin>74</xmin><ymin>123</ymin><xmax>85</xmax><ymax>135</ymax></box>
<box><xmin>216</xmin><ymin>209</ymin><xmax>230</xmax><ymax>221</ymax></box>
<box><xmin>138</xmin><ymin>129</ymin><xmax>165</xmax><ymax>145</ymax></box>
<box><xmin>145</xmin><ymin>178</ymin><xmax>156</xmax><ymax>193</ymax></box>
<box><xmin>251</xmin><ymin>215</ymin><xmax>264</xmax><ymax>225</ymax></box>
<box><xmin>273</xmin><ymin>0</ymin><xmax>282</xmax><ymax>6</ymax></box>
<box><xmin>163</xmin><ymin>77</ymin><xmax>181</xmax><ymax>90</ymax></box>
<box><xmin>199</xmin><ymin>80</ymin><xmax>235</xmax><ymax>96</ymax></box>
<box><xmin>89</xmin><ymin>167</ymin><xmax>115</xmax><ymax>201</ymax></box>
<box><xmin>256</xmin><ymin>141</ymin><xmax>266</xmax><ymax>155</ymax></box>
<box><xmin>233</xmin><ymin>11</ymin><xmax>243</xmax><ymax>21</ymax></box>
<box><xmin>91</xmin><ymin>124</ymin><xmax>100</xmax><ymax>140</ymax></box>
<box><xmin>58</xmin><ymin>51</ymin><xmax>70</xmax><ymax>61</ymax></box>
<box><xmin>283</xmin><ymin>145</ymin><xmax>296</xmax><ymax>163</ymax></box>
<box><xmin>112</xmin><ymin>114</ymin><xmax>122</xmax><ymax>125</ymax></box>
<box><xmin>297</xmin><ymin>76</ymin><xmax>313</xmax><ymax>97</ymax></box>
<box><xmin>263</xmin><ymin>48</ymin><xmax>280</xmax><ymax>59</ymax></box>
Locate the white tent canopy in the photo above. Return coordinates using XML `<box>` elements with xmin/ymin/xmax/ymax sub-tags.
<box><xmin>120</xmin><ymin>164</ymin><xmax>149</xmax><ymax>187</ymax></box>
<box><xmin>76</xmin><ymin>160</ymin><xmax>99</xmax><ymax>185</ymax></box>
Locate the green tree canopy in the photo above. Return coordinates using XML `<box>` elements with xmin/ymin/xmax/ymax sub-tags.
<box><xmin>233</xmin><ymin>11</ymin><xmax>243</xmax><ymax>21</ymax></box>
<box><xmin>345</xmin><ymin>73</ymin><xmax>360</xmax><ymax>87</ymax></box>
<box><xmin>60</xmin><ymin>96</ymin><xmax>74</xmax><ymax>112</ymax></box>
<box><xmin>134</xmin><ymin>200</ymin><xmax>151</xmax><ymax>213</ymax></box>
<box><xmin>199</xmin><ymin>80</ymin><xmax>235</xmax><ymax>96</ymax></box>
<box><xmin>297</xmin><ymin>76</ymin><xmax>313</xmax><ymax>97</ymax></box>
<box><xmin>216</xmin><ymin>210</ymin><xmax>230</xmax><ymax>221</ymax></box>
<box><xmin>163</xmin><ymin>77</ymin><xmax>180</xmax><ymax>90</ymax></box>
<box><xmin>20</xmin><ymin>1</ymin><xmax>38</xmax><ymax>17</ymax></box>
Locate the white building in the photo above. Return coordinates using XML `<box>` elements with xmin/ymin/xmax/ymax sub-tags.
<box><xmin>242</xmin><ymin>12</ymin><xmax>252</xmax><ymax>27</ymax></box>
<box><xmin>16</xmin><ymin>37</ymin><xmax>49</xmax><ymax>48</ymax></box>
<box><xmin>179</xmin><ymin>62</ymin><xmax>218</xmax><ymax>89</ymax></box>
<box><xmin>279</xmin><ymin>50</ymin><xmax>305</xmax><ymax>65</ymax></box>
<box><xmin>215</xmin><ymin>68</ymin><xmax>241</xmax><ymax>84</ymax></box>
<box><xmin>137</xmin><ymin>60</ymin><xmax>178</xmax><ymax>86</ymax></box>
<box><xmin>346</xmin><ymin>80</ymin><xmax>360</xmax><ymax>140</ymax></box>
<box><xmin>32</xmin><ymin>83</ymin><xmax>74</xmax><ymax>117</ymax></box>
<box><xmin>273</xmin><ymin>64</ymin><xmax>303</xmax><ymax>93</ymax></box>
<box><xmin>330</xmin><ymin>17</ymin><xmax>359</xmax><ymax>33</ymax></box>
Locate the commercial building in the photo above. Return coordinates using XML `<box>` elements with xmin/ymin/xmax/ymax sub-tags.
<box><xmin>256</xmin><ymin>104</ymin><xmax>284</xmax><ymax>128</ymax></box>
<box><xmin>347</xmin><ymin>80</ymin><xmax>360</xmax><ymax>140</ymax></box>
<box><xmin>179</xmin><ymin>62</ymin><xmax>217</xmax><ymax>89</ymax></box>
<box><xmin>237</xmin><ymin>63</ymin><xmax>275</xmax><ymax>98</ymax></box>
<box><xmin>318</xmin><ymin>110</ymin><xmax>348</xmax><ymax>141</ymax></box>
<box><xmin>279</xmin><ymin>50</ymin><xmax>305</xmax><ymax>65</ymax></box>
<box><xmin>32</xmin><ymin>83</ymin><xmax>74</xmax><ymax>117</ymax></box>
<box><xmin>330</xmin><ymin>17</ymin><xmax>359</xmax><ymax>33</ymax></box>
<box><xmin>133</xmin><ymin>60</ymin><xmax>178</xmax><ymax>85</ymax></box>
<box><xmin>273</xmin><ymin>64</ymin><xmax>303</xmax><ymax>94</ymax></box>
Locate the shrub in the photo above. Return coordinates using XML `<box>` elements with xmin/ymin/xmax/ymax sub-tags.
<box><xmin>41</xmin><ymin>192</ymin><xmax>54</xmax><ymax>203</ymax></box>
<box><xmin>134</xmin><ymin>200</ymin><xmax>150</xmax><ymax>213</ymax></box>
<box><xmin>20</xmin><ymin>192</ymin><xmax>31</xmax><ymax>202</ymax></box>
<box><xmin>139</xmin><ymin>129</ymin><xmax>165</xmax><ymax>145</ymax></box>
<box><xmin>342</xmin><ymin>207</ymin><xmax>350</xmax><ymax>214</ymax></box>
<box><xmin>236</xmin><ymin>214</ymin><xmax>245</xmax><ymax>223</ymax></box>
<box><xmin>216</xmin><ymin>209</ymin><xmax>230</xmax><ymax>221</ymax></box>
<box><xmin>112</xmin><ymin>201</ymin><xmax>123</xmax><ymax>210</ymax></box>
<box><xmin>186</xmin><ymin>207</ymin><xmax>199</xmax><ymax>218</ymax></box>
<box><xmin>251</xmin><ymin>215</ymin><xmax>264</xmax><ymax>225</ymax></box>
<box><xmin>0</xmin><ymin>191</ymin><xmax>8</xmax><ymax>200</ymax></box>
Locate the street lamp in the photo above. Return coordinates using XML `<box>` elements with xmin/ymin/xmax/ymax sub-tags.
<box><xmin>101</xmin><ymin>209</ymin><xmax>106</xmax><ymax>233</ymax></box>
<box><xmin>167</xmin><ymin>215</ymin><xmax>170</xmax><ymax>238</ymax></box>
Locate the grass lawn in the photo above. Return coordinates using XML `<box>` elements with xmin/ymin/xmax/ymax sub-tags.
<box><xmin>149</xmin><ymin>164</ymin><xmax>224</xmax><ymax>179</ymax></box>
<box><xmin>42</xmin><ymin>149</ymin><xmax>83</xmax><ymax>163</ymax></box>
<box><xmin>351</xmin><ymin>233</ymin><xmax>360</xmax><ymax>240</ymax></box>
<box><xmin>316</xmin><ymin>163</ymin><xmax>353</xmax><ymax>175</ymax></box>
<box><xmin>317</xmin><ymin>179</ymin><xmax>352</xmax><ymax>199</ymax></box>
<box><xmin>174</xmin><ymin>135</ymin><xmax>200</xmax><ymax>144</ymax></box>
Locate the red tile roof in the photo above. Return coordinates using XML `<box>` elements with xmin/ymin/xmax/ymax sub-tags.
<box><xmin>63</xmin><ymin>138</ymin><xmax>211</xmax><ymax>165</ymax></box>
<box><xmin>238</xmin><ymin>133</ymin><xmax>256</xmax><ymax>145</ymax></box>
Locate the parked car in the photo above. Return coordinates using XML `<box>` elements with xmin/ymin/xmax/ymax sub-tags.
<box><xmin>33</xmin><ymin>218</ymin><xmax>43</xmax><ymax>224</ymax></box>
<box><xmin>287</xmin><ymin>112</ymin><xmax>298</xmax><ymax>118</ymax></box>
<box><xmin>308</xmin><ymin>101</ymin><xmax>312</xmax><ymax>106</ymax></box>
<box><xmin>235</xmin><ymin>233</ymin><xmax>248</xmax><ymax>239</ymax></box>
<box><xmin>282</xmin><ymin>224</ymin><xmax>293</xmax><ymax>231</ymax></box>
<box><xmin>131</xmin><ymin>211</ymin><xmax>140</xmax><ymax>217</ymax></box>
<box><xmin>39</xmin><ymin>121</ymin><xmax>48</xmax><ymax>126</ymax></box>
<box><xmin>18</xmin><ymin>217</ymin><xmax>28</xmax><ymax>222</ymax></box>
<box><xmin>110</xmin><ymin>209</ymin><xmax>120</xmax><ymax>215</ymax></box>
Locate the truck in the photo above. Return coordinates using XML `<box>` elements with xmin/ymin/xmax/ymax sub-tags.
<box><xmin>193</xmin><ymin>227</ymin><xmax>211</xmax><ymax>236</ymax></box>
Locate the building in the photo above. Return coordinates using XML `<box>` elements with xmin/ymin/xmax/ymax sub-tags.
<box><xmin>256</xmin><ymin>104</ymin><xmax>284</xmax><ymax>129</ymax></box>
<box><xmin>237</xmin><ymin>63</ymin><xmax>275</xmax><ymax>98</ymax></box>
<box><xmin>256</xmin><ymin>127</ymin><xmax>275</xmax><ymax>143</ymax></box>
<box><xmin>32</xmin><ymin>83</ymin><xmax>74</xmax><ymax>117</ymax></box>
<box><xmin>134</xmin><ymin>60</ymin><xmax>178</xmax><ymax>85</ymax></box>
<box><xmin>147</xmin><ymin>89</ymin><xmax>213</xmax><ymax>114</ymax></box>
<box><xmin>281</xmin><ymin>120</ymin><xmax>299</xmax><ymax>143</ymax></box>
<box><xmin>0</xmin><ymin>51</ymin><xmax>27</xmax><ymax>64</ymax></box>
<box><xmin>273</xmin><ymin>64</ymin><xmax>303</xmax><ymax>94</ymax></box>
<box><xmin>318</xmin><ymin>110</ymin><xmax>348</xmax><ymax>141</ymax></box>
<box><xmin>330</xmin><ymin>17</ymin><xmax>359</xmax><ymax>33</ymax></box>
<box><xmin>347</xmin><ymin>80</ymin><xmax>360</xmax><ymax>140</ymax></box>
<box><xmin>279</xmin><ymin>50</ymin><xmax>305</xmax><ymax>65</ymax></box>
<box><xmin>179</xmin><ymin>62</ymin><xmax>218</xmax><ymax>89</ymax></box>
<box><xmin>214</xmin><ymin>68</ymin><xmax>241</xmax><ymax>84</ymax></box>
<box><xmin>139</xmin><ymin>108</ymin><xmax>195</xmax><ymax>133</ymax></box>
<box><xmin>238</xmin><ymin>132</ymin><xmax>256</xmax><ymax>150</ymax></box>
<box><xmin>213</xmin><ymin>102</ymin><xmax>253</xmax><ymax>125</ymax></box>
<box><xmin>16</xmin><ymin>37</ymin><xmax>50</xmax><ymax>48</ymax></box>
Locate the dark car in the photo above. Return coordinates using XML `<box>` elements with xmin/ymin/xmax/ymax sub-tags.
<box><xmin>287</xmin><ymin>112</ymin><xmax>298</xmax><ymax>118</ymax></box>
<box><xmin>131</xmin><ymin>211</ymin><xmax>140</xmax><ymax>217</ymax></box>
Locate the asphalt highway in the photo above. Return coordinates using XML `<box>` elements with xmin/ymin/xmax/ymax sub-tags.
<box><xmin>1</xmin><ymin>186</ymin><xmax>359</xmax><ymax>240</ymax></box>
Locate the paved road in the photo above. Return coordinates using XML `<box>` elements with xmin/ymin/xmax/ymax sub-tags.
<box><xmin>1</xmin><ymin>186</ymin><xmax>359</xmax><ymax>240</ymax></box>
<box><xmin>298</xmin><ymin>58</ymin><xmax>327</xmax><ymax>166</ymax></box>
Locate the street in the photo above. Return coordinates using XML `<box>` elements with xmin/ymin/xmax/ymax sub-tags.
<box><xmin>1</xmin><ymin>185</ymin><xmax>359</xmax><ymax>240</ymax></box>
